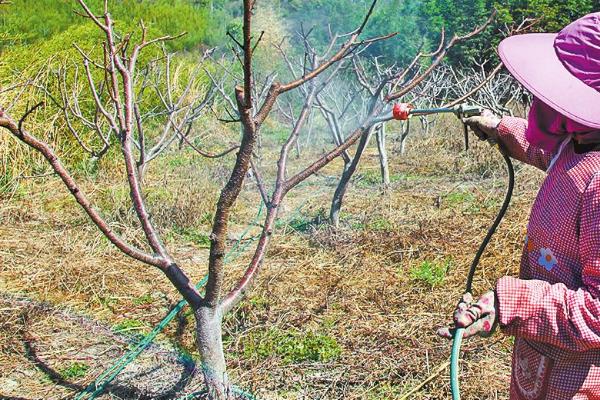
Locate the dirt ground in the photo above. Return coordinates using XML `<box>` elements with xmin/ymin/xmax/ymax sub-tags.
<box><xmin>0</xmin><ymin>118</ymin><xmax>545</xmax><ymax>399</ymax></box>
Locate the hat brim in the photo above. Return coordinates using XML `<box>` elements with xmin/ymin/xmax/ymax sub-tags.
<box><xmin>499</xmin><ymin>33</ymin><xmax>600</xmax><ymax>129</ymax></box>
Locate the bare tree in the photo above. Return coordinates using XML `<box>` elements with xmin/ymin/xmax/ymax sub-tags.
<box><xmin>57</xmin><ymin>41</ymin><xmax>223</xmax><ymax>178</ymax></box>
<box><xmin>319</xmin><ymin>12</ymin><xmax>497</xmax><ymax>228</ymax></box>
<box><xmin>443</xmin><ymin>62</ymin><xmax>525</xmax><ymax>116</ymax></box>
<box><xmin>0</xmin><ymin>1</ymin><xmax>398</xmax><ymax>398</ymax></box>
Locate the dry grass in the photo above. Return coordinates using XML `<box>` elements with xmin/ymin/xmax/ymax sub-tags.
<box><xmin>0</xmin><ymin>115</ymin><xmax>545</xmax><ymax>399</ymax></box>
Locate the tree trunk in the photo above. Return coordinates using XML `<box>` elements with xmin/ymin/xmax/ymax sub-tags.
<box><xmin>400</xmin><ymin>119</ymin><xmax>410</xmax><ymax>155</ymax></box>
<box><xmin>421</xmin><ymin>116</ymin><xmax>432</xmax><ymax>135</ymax></box>
<box><xmin>330</xmin><ymin>159</ymin><xmax>351</xmax><ymax>228</ymax></box>
<box><xmin>195</xmin><ymin>306</ymin><xmax>233</xmax><ymax>400</ymax></box>
<box><xmin>375</xmin><ymin>123</ymin><xmax>390</xmax><ymax>187</ymax></box>
<box><xmin>330</xmin><ymin>126</ymin><xmax>374</xmax><ymax>228</ymax></box>
<box><xmin>137</xmin><ymin>162</ymin><xmax>148</xmax><ymax>183</ymax></box>
<box><xmin>295</xmin><ymin>138</ymin><xmax>301</xmax><ymax>159</ymax></box>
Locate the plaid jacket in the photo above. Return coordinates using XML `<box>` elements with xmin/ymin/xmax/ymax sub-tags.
<box><xmin>495</xmin><ymin>117</ymin><xmax>600</xmax><ymax>400</ymax></box>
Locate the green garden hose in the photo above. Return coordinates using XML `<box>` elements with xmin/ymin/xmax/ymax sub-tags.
<box><xmin>450</xmin><ymin>144</ymin><xmax>514</xmax><ymax>400</ymax></box>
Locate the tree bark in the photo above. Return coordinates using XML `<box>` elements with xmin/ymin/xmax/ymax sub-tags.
<box><xmin>330</xmin><ymin>160</ymin><xmax>351</xmax><ymax>229</ymax></box>
<box><xmin>400</xmin><ymin>119</ymin><xmax>410</xmax><ymax>155</ymax></box>
<box><xmin>375</xmin><ymin>123</ymin><xmax>389</xmax><ymax>187</ymax></box>
<box><xmin>330</xmin><ymin>126</ymin><xmax>375</xmax><ymax>228</ymax></box>
<box><xmin>195</xmin><ymin>306</ymin><xmax>233</xmax><ymax>400</ymax></box>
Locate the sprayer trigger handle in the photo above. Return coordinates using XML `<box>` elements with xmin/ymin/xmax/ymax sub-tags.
<box><xmin>456</xmin><ymin>104</ymin><xmax>484</xmax><ymax>118</ymax></box>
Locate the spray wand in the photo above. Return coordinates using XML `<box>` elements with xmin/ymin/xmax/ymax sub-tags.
<box><xmin>392</xmin><ymin>103</ymin><xmax>485</xmax><ymax>150</ymax></box>
<box><xmin>392</xmin><ymin>103</ymin><xmax>514</xmax><ymax>400</ymax></box>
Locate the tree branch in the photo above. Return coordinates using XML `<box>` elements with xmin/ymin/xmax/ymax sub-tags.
<box><xmin>0</xmin><ymin>107</ymin><xmax>163</xmax><ymax>268</ymax></box>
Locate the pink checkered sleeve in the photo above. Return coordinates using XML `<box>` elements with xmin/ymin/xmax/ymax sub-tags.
<box><xmin>496</xmin><ymin>116</ymin><xmax>553</xmax><ymax>171</ymax></box>
<box><xmin>580</xmin><ymin>172</ymin><xmax>600</xmax><ymax>300</ymax></box>
<box><xmin>496</xmin><ymin>174</ymin><xmax>600</xmax><ymax>352</ymax></box>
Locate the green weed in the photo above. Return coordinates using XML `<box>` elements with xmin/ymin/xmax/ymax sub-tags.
<box><xmin>0</xmin><ymin>171</ymin><xmax>21</xmax><ymax>197</ymax></box>
<box><xmin>356</xmin><ymin>171</ymin><xmax>421</xmax><ymax>188</ymax></box>
<box><xmin>262</xmin><ymin>123</ymin><xmax>291</xmax><ymax>144</ymax></box>
<box><xmin>59</xmin><ymin>362</ymin><xmax>89</xmax><ymax>380</ymax></box>
<box><xmin>391</xmin><ymin>172</ymin><xmax>421</xmax><ymax>182</ymax></box>
<box><xmin>281</xmin><ymin>209</ymin><xmax>326</xmax><ymax>232</ymax></box>
<box><xmin>96</xmin><ymin>295</ymin><xmax>119</xmax><ymax>309</ymax></box>
<box><xmin>368</xmin><ymin>216</ymin><xmax>393</xmax><ymax>231</ymax></box>
<box><xmin>173</xmin><ymin>226</ymin><xmax>211</xmax><ymax>247</ymax></box>
<box><xmin>409</xmin><ymin>259</ymin><xmax>451</xmax><ymax>287</ymax></box>
<box><xmin>168</xmin><ymin>154</ymin><xmax>192</xmax><ymax>169</ymax></box>
<box><xmin>350</xmin><ymin>220</ymin><xmax>366</xmax><ymax>230</ymax></box>
<box><xmin>320</xmin><ymin>315</ymin><xmax>340</xmax><ymax>330</ymax></box>
<box><xmin>113</xmin><ymin>319</ymin><xmax>147</xmax><ymax>334</ymax></box>
<box><xmin>96</xmin><ymin>186</ymin><xmax>129</xmax><ymax>213</ymax></box>
<box><xmin>146</xmin><ymin>186</ymin><xmax>176</xmax><ymax>204</ymax></box>
<box><xmin>355</xmin><ymin>170</ymin><xmax>382</xmax><ymax>187</ymax></box>
<box><xmin>200</xmin><ymin>212</ymin><xmax>214</xmax><ymax>224</ymax></box>
<box><xmin>364</xmin><ymin>382</ymin><xmax>404</xmax><ymax>399</ymax></box>
<box><xmin>242</xmin><ymin>328</ymin><xmax>342</xmax><ymax>364</ymax></box>
<box><xmin>72</xmin><ymin>157</ymin><xmax>100</xmax><ymax>177</ymax></box>
<box><xmin>286</xmin><ymin>216</ymin><xmax>314</xmax><ymax>232</ymax></box>
<box><xmin>132</xmin><ymin>293</ymin><xmax>153</xmax><ymax>305</ymax></box>
<box><xmin>248</xmin><ymin>296</ymin><xmax>270</xmax><ymax>311</ymax></box>
<box><xmin>445</xmin><ymin>191</ymin><xmax>476</xmax><ymax>207</ymax></box>
<box><xmin>445</xmin><ymin>190</ymin><xmax>502</xmax><ymax>213</ymax></box>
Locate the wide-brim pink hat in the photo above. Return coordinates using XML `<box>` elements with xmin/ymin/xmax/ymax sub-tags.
<box><xmin>498</xmin><ymin>12</ymin><xmax>600</xmax><ymax>129</ymax></box>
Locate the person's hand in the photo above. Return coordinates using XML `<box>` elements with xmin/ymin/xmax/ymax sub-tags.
<box><xmin>437</xmin><ymin>291</ymin><xmax>498</xmax><ymax>339</ymax></box>
<box><xmin>463</xmin><ymin>110</ymin><xmax>501</xmax><ymax>143</ymax></box>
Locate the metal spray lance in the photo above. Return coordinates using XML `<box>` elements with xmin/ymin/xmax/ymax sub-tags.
<box><xmin>392</xmin><ymin>103</ymin><xmax>485</xmax><ymax>150</ymax></box>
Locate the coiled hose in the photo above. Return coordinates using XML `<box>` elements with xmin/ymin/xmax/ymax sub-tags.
<box><xmin>450</xmin><ymin>143</ymin><xmax>514</xmax><ymax>400</ymax></box>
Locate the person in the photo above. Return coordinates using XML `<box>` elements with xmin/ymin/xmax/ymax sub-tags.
<box><xmin>437</xmin><ymin>12</ymin><xmax>600</xmax><ymax>400</ymax></box>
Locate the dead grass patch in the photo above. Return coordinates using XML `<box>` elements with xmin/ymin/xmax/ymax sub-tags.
<box><xmin>0</xmin><ymin>123</ymin><xmax>545</xmax><ymax>399</ymax></box>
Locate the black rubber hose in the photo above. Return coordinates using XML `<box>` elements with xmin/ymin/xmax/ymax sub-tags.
<box><xmin>464</xmin><ymin>143</ymin><xmax>515</xmax><ymax>294</ymax></box>
<box><xmin>451</xmin><ymin>142</ymin><xmax>515</xmax><ymax>400</ymax></box>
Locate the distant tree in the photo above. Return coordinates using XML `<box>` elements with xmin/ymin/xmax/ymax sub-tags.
<box><xmin>422</xmin><ymin>0</ymin><xmax>596</xmax><ymax>66</ymax></box>
<box><xmin>495</xmin><ymin>0</ymin><xmax>595</xmax><ymax>31</ymax></box>
<box><xmin>420</xmin><ymin>0</ymin><xmax>491</xmax><ymax>64</ymax></box>
<box><xmin>279</xmin><ymin>0</ymin><xmax>597</xmax><ymax>68</ymax></box>
<box><xmin>280</xmin><ymin>0</ymin><xmax>428</xmax><ymax>65</ymax></box>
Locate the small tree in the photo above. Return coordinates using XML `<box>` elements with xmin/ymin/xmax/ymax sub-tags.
<box><xmin>57</xmin><ymin>46</ymin><xmax>220</xmax><ymax>176</ymax></box>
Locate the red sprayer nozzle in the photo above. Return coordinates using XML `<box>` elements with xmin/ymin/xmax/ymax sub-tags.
<box><xmin>393</xmin><ymin>103</ymin><xmax>412</xmax><ymax>121</ymax></box>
